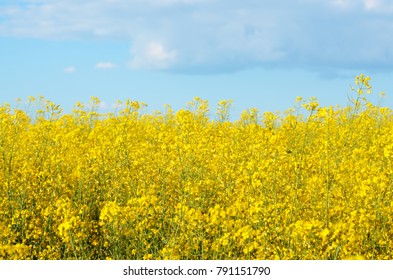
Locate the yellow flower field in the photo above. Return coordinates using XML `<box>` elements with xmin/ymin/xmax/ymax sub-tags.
<box><xmin>1</xmin><ymin>75</ymin><xmax>392</xmax><ymax>260</ymax></box>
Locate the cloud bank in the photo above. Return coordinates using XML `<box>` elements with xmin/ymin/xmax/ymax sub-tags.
<box><xmin>1</xmin><ymin>0</ymin><xmax>393</xmax><ymax>74</ymax></box>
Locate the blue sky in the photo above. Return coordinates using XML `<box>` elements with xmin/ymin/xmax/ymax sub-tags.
<box><xmin>1</xmin><ymin>0</ymin><xmax>393</xmax><ymax>119</ymax></box>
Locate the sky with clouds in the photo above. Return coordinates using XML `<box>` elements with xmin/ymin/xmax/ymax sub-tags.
<box><xmin>1</xmin><ymin>0</ymin><xmax>392</xmax><ymax>117</ymax></box>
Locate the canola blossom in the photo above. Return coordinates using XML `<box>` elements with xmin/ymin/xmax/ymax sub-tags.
<box><xmin>0</xmin><ymin>75</ymin><xmax>392</xmax><ymax>260</ymax></box>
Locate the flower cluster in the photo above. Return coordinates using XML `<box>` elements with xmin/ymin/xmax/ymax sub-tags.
<box><xmin>0</xmin><ymin>75</ymin><xmax>392</xmax><ymax>259</ymax></box>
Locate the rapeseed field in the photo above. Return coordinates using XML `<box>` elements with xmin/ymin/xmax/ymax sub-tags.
<box><xmin>1</xmin><ymin>75</ymin><xmax>392</xmax><ymax>260</ymax></box>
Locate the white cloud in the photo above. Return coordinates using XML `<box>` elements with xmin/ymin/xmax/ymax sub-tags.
<box><xmin>95</xmin><ymin>62</ymin><xmax>117</xmax><ymax>69</ymax></box>
<box><xmin>364</xmin><ymin>0</ymin><xmax>379</xmax><ymax>10</ymax></box>
<box><xmin>146</xmin><ymin>42</ymin><xmax>176</xmax><ymax>62</ymax></box>
<box><xmin>363</xmin><ymin>0</ymin><xmax>392</xmax><ymax>11</ymax></box>
<box><xmin>363</xmin><ymin>0</ymin><xmax>393</xmax><ymax>12</ymax></box>
<box><xmin>330</xmin><ymin>0</ymin><xmax>355</xmax><ymax>9</ymax></box>
<box><xmin>130</xmin><ymin>41</ymin><xmax>177</xmax><ymax>69</ymax></box>
<box><xmin>63</xmin><ymin>66</ymin><xmax>76</xmax><ymax>73</ymax></box>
